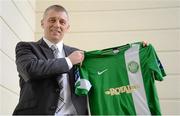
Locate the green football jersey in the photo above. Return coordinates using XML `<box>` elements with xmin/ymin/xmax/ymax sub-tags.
<box><xmin>75</xmin><ymin>42</ymin><xmax>166</xmax><ymax>115</ymax></box>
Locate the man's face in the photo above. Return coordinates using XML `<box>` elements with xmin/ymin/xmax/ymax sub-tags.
<box><xmin>41</xmin><ymin>9</ymin><xmax>69</xmax><ymax>43</ymax></box>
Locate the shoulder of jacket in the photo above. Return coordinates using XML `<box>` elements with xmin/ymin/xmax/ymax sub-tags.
<box><xmin>64</xmin><ymin>44</ymin><xmax>79</xmax><ymax>51</ymax></box>
<box><xmin>16</xmin><ymin>41</ymin><xmax>37</xmax><ymax>46</ymax></box>
<box><xmin>16</xmin><ymin>41</ymin><xmax>39</xmax><ymax>50</ymax></box>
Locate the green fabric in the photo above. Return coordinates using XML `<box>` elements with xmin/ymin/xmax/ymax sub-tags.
<box><xmin>75</xmin><ymin>42</ymin><xmax>166</xmax><ymax>115</ymax></box>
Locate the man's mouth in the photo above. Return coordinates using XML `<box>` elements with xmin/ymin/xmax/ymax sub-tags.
<box><xmin>51</xmin><ymin>30</ymin><xmax>61</xmax><ymax>34</ymax></box>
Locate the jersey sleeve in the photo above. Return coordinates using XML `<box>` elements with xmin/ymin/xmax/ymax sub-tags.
<box><xmin>74</xmin><ymin>65</ymin><xmax>92</xmax><ymax>96</ymax></box>
<box><xmin>147</xmin><ymin>44</ymin><xmax>166</xmax><ymax>81</ymax></box>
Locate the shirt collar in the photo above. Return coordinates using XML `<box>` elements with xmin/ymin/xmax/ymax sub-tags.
<box><xmin>43</xmin><ymin>37</ymin><xmax>64</xmax><ymax>53</ymax></box>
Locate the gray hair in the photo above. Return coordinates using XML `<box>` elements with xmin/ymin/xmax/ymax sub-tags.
<box><xmin>43</xmin><ymin>5</ymin><xmax>68</xmax><ymax>19</ymax></box>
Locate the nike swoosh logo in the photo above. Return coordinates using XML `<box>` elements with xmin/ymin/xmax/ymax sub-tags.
<box><xmin>98</xmin><ymin>69</ymin><xmax>108</xmax><ymax>75</ymax></box>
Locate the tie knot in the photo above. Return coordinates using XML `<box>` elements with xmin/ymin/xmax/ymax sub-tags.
<box><xmin>51</xmin><ymin>45</ymin><xmax>59</xmax><ymax>58</ymax></box>
<box><xmin>51</xmin><ymin>45</ymin><xmax>58</xmax><ymax>51</ymax></box>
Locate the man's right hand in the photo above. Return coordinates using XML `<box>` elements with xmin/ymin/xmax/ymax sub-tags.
<box><xmin>68</xmin><ymin>51</ymin><xmax>84</xmax><ymax>65</ymax></box>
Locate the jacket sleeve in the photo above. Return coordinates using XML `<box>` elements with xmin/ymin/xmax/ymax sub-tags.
<box><xmin>15</xmin><ymin>42</ymin><xmax>70</xmax><ymax>82</ymax></box>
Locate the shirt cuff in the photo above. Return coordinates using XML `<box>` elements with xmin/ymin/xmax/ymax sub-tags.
<box><xmin>65</xmin><ymin>57</ymin><xmax>73</xmax><ymax>69</ymax></box>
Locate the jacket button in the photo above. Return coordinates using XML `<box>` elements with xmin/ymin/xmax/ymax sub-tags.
<box><xmin>56</xmin><ymin>88</ymin><xmax>60</xmax><ymax>93</ymax></box>
<box><xmin>50</xmin><ymin>106</ymin><xmax>56</xmax><ymax>110</ymax></box>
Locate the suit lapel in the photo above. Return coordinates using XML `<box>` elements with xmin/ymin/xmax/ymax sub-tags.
<box><xmin>63</xmin><ymin>44</ymin><xmax>71</xmax><ymax>57</ymax></box>
<box><xmin>37</xmin><ymin>38</ymin><xmax>54</xmax><ymax>59</ymax></box>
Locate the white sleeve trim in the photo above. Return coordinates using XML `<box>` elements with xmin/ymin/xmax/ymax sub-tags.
<box><xmin>78</xmin><ymin>79</ymin><xmax>92</xmax><ymax>91</ymax></box>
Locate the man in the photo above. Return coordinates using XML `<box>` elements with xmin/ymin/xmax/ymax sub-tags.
<box><xmin>13</xmin><ymin>5</ymin><xmax>88</xmax><ymax>115</ymax></box>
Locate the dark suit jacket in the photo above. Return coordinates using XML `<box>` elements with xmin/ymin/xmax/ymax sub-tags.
<box><xmin>13</xmin><ymin>39</ymin><xmax>88</xmax><ymax>115</ymax></box>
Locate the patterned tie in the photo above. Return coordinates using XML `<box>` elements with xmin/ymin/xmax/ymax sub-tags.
<box><xmin>51</xmin><ymin>45</ymin><xmax>59</xmax><ymax>58</ymax></box>
<box><xmin>51</xmin><ymin>45</ymin><xmax>65</xmax><ymax>112</ymax></box>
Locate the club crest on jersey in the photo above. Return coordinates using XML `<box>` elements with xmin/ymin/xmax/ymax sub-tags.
<box><xmin>128</xmin><ymin>61</ymin><xmax>139</xmax><ymax>73</ymax></box>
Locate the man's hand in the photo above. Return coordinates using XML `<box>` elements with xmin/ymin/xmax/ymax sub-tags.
<box><xmin>68</xmin><ymin>51</ymin><xmax>84</xmax><ymax>65</ymax></box>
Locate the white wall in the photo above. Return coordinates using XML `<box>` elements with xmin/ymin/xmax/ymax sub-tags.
<box><xmin>36</xmin><ymin>0</ymin><xmax>180</xmax><ymax>114</ymax></box>
<box><xmin>0</xmin><ymin>0</ymin><xmax>35</xmax><ymax>114</ymax></box>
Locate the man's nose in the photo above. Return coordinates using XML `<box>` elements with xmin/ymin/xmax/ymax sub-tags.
<box><xmin>54</xmin><ymin>21</ymin><xmax>61</xmax><ymax>27</ymax></box>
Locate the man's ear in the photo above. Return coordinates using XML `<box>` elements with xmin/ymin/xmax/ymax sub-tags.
<box><xmin>66</xmin><ymin>24</ymin><xmax>70</xmax><ymax>32</ymax></box>
<box><xmin>41</xmin><ymin>19</ymin><xmax>44</xmax><ymax>28</ymax></box>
